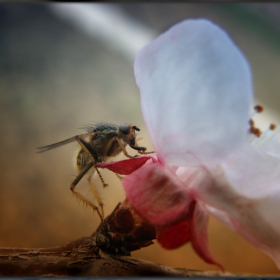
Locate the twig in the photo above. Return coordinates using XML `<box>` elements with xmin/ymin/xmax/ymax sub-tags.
<box><xmin>0</xmin><ymin>200</ymin><xmax>255</xmax><ymax>277</ymax></box>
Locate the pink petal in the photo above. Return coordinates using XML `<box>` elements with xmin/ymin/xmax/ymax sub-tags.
<box><xmin>134</xmin><ymin>19</ymin><xmax>252</xmax><ymax>167</ymax></box>
<box><xmin>156</xmin><ymin>201</ymin><xmax>223</xmax><ymax>271</ymax></box>
<box><xmin>97</xmin><ymin>156</ymin><xmax>152</xmax><ymax>175</ymax></box>
<box><xmin>156</xmin><ymin>201</ymin><xmax>195</xmax><ymax>249</ymax></box>
<box><xmin>156</xmin><ymin>218</ymin><xmax>192</xmax><ymax>250</ymax></box>
<box><xmin>191</xmin><ymin>202</ymin><xmax>224</xmax><ymax>272</ymax></box>
<box><xmin>123</xmin><ymin>162</ymin><xmax>193</xmax><ymax>226</ymax></box>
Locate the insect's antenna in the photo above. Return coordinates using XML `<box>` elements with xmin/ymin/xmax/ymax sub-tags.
<box><xmin>132</xmin><ymin>126</ymin><xmax>140</xmax><ymax>131</ymax></box>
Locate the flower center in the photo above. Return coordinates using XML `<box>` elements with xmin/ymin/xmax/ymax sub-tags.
<box><xmin>248</xmin><ymin>105</ymin><xmax>280</xmax><ymax>148</ymax></box>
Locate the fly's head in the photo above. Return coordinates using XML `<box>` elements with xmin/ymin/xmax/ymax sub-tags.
<box><xmin>118</xmin><ymin>125</ymin><xmax>146</xmax><ymax>153</ymax></box>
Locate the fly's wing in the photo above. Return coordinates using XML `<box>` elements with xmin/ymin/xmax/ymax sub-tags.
<box><xmin>37</xmin><ymin>132</ymin><xmax>96</xmax><ymax>153</ymax></box>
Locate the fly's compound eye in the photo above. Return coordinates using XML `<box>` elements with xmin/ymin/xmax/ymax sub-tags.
<box><xmin>119</xmin><ymin>125</ymin><xmax>130</xmax><ymax>135</ymax></box>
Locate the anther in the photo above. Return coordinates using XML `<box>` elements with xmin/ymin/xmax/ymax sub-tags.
<box><xmin>249</xmin><ymin>118</ymin><xmax>262</xmax><ymax>137</ymax></box>
<box><xmin>270</xmin><ymin>123</ymin><xmax>276</xmax><ymax>131</ymax></box>
<box><xmin>254</xmin><ymin>105</ymin><xmax>264</xmax><ymax>113</ymax></box>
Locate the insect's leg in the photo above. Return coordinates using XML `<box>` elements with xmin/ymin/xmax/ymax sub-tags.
<box><xmin>94</xmin><ymin>166</ymin><xmax>108</xmax><ymax>188</ymax></box>
<box><xmin>129</xmin><ymin>142</ymin><xmax>154</xmax><ymax>155</ymax></box>
<box><xmin>70</xmin><ymin>162</ymin><xmax>103</xmax><ymax>221</ymax></box>
<box><xmin>115</xmin><ymin>173</ymin><xmax>124</xmax><ymax>181</ymax></box>
<box><xmin>71</xmin><ymin>188</ymin><xmax>103</xmax><ymax>221</ymax></box>
<box><xmin>75</xmin><ymin>136</ymin><xmax>109</xmax><ymax>188</ymax></box>
<box><xmin>87</xmin><ymin>176</ymin><xmax>104</xmax><ymax>218</ymax></box>
<box><xmin>114</xmin><ymin>137</ymin><xmax>134</xmax><ymax>158</ymax></box>
<box><xmin>138</xmin><ymin>150</ymin><xmax>155</xmax><ymax>155</ymax></box>
<box><xmin>75</xmin><ymin>136</ymin><xmax>97</xmax><ymax>164</ymax></box>
<box><xmin>134</xmin><ymin>138</ymin><xmax>155</xmax><ymax>155</ymax></box>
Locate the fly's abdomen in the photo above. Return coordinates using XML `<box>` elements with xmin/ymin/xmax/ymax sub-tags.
<box><xmin>76</xmin><ymin>149</ymin><xmax>91</xmax><ymax>171</ymax></box>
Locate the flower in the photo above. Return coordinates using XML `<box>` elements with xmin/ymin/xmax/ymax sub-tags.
<box><xmin>98</xmin><ymin>19</ymin><xmax>280</xmax><ymax>270</ymax></box>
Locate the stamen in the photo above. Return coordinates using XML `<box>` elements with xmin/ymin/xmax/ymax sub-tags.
<box><xmin>270</xmin><ymin>123</ymin><xmax>276</xmax><ymax>131</ymax></box>
<box><xmin>249</xmin><ymin>104</ymin><xmax>264</xmax><ymax>118</ymax></box>
<box><xmin>248</xmin><ymin>119</ymin><xmax>262</xmax><ymax>137</ymax></box>
<box><xmin>252</xmin><ymin>128</ymin><xmax>262</xmax><ymax>138</ymax></box>
<box><xmin>254</xmin><ymin>105</ymin><xmax>264</xmax><ymax>113</ymax></box>
<box><xmin>255</xmin><ymin>125</ymin><xmax>280</xmax><ymax>148</ymax></box>
<box><xmin>249</xmin><ymin>119</ymin><xmax>254</xmax><ymax>127</ymax></box>
<box><xmin>248</xmin><ymin>104</ymin><xmax>279</xmax><ymax>147</ymax></box>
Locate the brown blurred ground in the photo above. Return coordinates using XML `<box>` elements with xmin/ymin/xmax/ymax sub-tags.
<box><xmin>0</xmin><ymin>3</ymin><xmax>280</xmax><ymax>275</ymax></box>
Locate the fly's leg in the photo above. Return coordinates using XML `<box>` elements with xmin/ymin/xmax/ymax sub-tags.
<box><xmin>74</xmin><ymin>136</ymin><xmax>108</xmax><ymax>218</ymax></box>
<box><xmin>75</xmin><ymin>136</ymin><xmax>97</xmax><ymax>165</ymax></box>
<box><xmin>75</xmin><ymin>136</ymin><xmax>109</xmax><ymax>188</ymax></box>
<box><xmin>87</xmin><ymin>176</ymin><xmax>104</xmax><ymax>218</ymax></box>
<box><xmin>135</xmin><ymin>138</ymin><xmax>155</xmax><ymax>155</ymax></box>
<box><xmin>94</xmin><ymin>166</ymin><xmax>108</xmax><ymax>187</ymax></box>
<box><xmin>138</xmin><ymin>150</ymin><xmax>155</xmax><ymax>155</ymax></box>
<box><xmin>115</xmin><ymin>173</ymin><xmax>124</xmax><ymax>181</ymax></box>
<box><xmin>115</xmin><ymin>136</ymin><xmax>154</xmax><ymax>157</ymax></box>
<box><xmin>70</xmin><ymin>162</ymin><xmax>103</xmax><ymax>221</ymax></box>
<box><xmin>114</xmin><ymin>137</ymin><xmax>135</xmax><ymax>158</ymax></box>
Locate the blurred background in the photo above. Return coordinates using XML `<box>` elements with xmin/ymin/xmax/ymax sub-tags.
<box><xmin>1</xmin><ymin>2</ymin><xmax>280</xmax><ymax>275</ymax></box>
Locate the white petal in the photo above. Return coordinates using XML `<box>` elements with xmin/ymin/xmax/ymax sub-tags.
<box><xmin>188</xmin><ymin>144</ymin><xmax>280</xmax><ymax>268</ymax></box>
<box><xmin>222</xmin><ymin>143</ymin><xmax>280</xmax><ymax>197</ymax></box>
<box><xmin>134</xmin><ymin>19</ymin><xmax>253</xmax><ymax>167</ymax></box>
<box><xmin>254</xmin><ymin>129</ymin><xmax>280</xmax><ymax>157</ymax></box>
<box><xmin>204</xmin><ymin>205</ymin><xmax>235</xmax><ymax>231</ymax></box>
